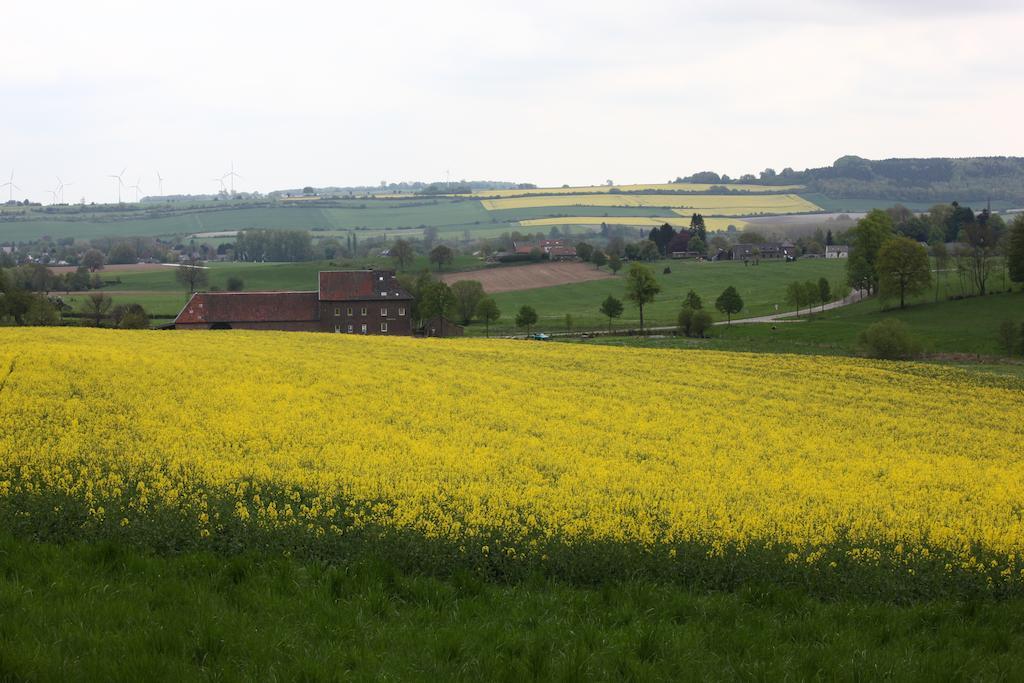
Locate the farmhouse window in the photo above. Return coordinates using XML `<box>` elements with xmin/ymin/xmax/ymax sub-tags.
<box><xmin>347</xmin><ymin>307</ymin><xmax>353</xmax><ymax>316</ymax></box>
<box><xmin>334</xmin><ymin>307</ymin><xmax>340</xmax><ymax>316</ymax></box>
<box><xmin>361</xmin><ymin>324</ymin><xmax>367</xmax><ymax>334</ymax></box>
<box><xmin>381</xmin><ymin>322</ymin><xmax>388</xmax><ymax>332</ymax></box>
<box><xmin>347</xmin><ymin>324</ymin><xmax>353</xmax><ymax>333</ymax></box>
<box><xmin>398</xmin><ymin>308</ymin><xmax>405</xmax><ymax>316</ymax></box>
<box><xmin>361</xmin><ymin>307</ymin><xmax>367</xmax><ymax>316</ymax></box>
<box><xmin>381</xmin><ymin>308</ymin><xmax>387</xmax><ymax>316</ymax></box>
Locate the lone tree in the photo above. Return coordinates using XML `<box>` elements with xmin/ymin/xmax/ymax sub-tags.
<box><xmin>118</xmin><ymin>303</ymin><xmax>150</xmax><ymax>329</ymax></box>
<box><xmin>175</xmin><ymin>258</ymin><xmax>208</xmax><ymax>294</ymax></box>
<box><xmin>877</xmin><ymin>236</ymin><xmax>931</xmax><ymax>309</ymax></box>
<box><xmin>599</xmin><ymin>295</ymin><xmax>624</xmax><ymax>333</ymax></box>
<box><xmin>81</xmin><ymin>249</ymin><xmax>106</xmax><ymax>272</ymax></box>
<box><xmin>715</xmin><ymin>286</ymin><xmax>743</xmax><ymax>324</ymax></box>
<box><xmin>475</xmin><ymin>297</ymin><xmax>500</xmax><ymax>337</ymax></box>
<box><xmin>515</xmin><ymin>305</ymin><xmax>538</xmax><ymax>335</ymax></box>
<box><xmin>420</xmin><ymin>280</ymin><xmax>456</xmax><ymax>323</ymax></box>
<box><xmin>785</xmin><ymin>280</ymin><xmax>808</xmax><ymax>317</ymax></box>
<box><xmin>846</xmin><ymin>209</ymin><xmax>895</xmax><ymax>294</ymax></box>
<box><xmin>450</xmin><ymin>279</ymin><xmax>485</xmax><ymax>326</ymax></box>
<box><xmin>817</xmin><ymin>277</ymin><xmax>831</xmax><ymax>312</ymax></box>
<box><xmin>804</xmin><ymin>280</ymin><xmax>820</xmax><ymax>315</ymax></box>
<box><xmin>83</xmin><ymin>292</ymin><xmax>113</xmax><ymax>327</ymax></box>
<box><xmin>390</xmin><ymin>239</ymin><xmax>415</xmax><ymax>271</ymax></box>
<box><xmin>624</xmin><ymin>263</ymin><xmax>660</xmax><ymax>332</ymax></box>
<box><xmin>931</xmin><ymin>242</ymin><xmax>950</xmax><ymax>301</ymax></box>
<box><xmin>428</xmin><ymin>244</ymin><xmax>454</xmax><ymax>272</ymax></box>
<box><xmin>684</xmin><ymin>289</ymin><xmax>702</xmax><ymax>310</ymax></box>
<box><xmin>608</xmin><ymin>253</ymin><xmax>623</xmax><ymax>274</ymax></box>
<box><xmin>1008</xmin><ymin>214</ymin><xmax>1024</xmax><ymax>288</ymax></box>
<box><xmin>591</xmin><ymin>250</ymin><xmax>608</xmax><ymax>269</ymax></box>
<box><xmin>575</xmin><ymin>242</ymin><xmax>594</xmax><ymax>262</ymax></box>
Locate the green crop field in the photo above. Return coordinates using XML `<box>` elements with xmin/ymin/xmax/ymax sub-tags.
<box><xmin>0</xmin><ymin>199</ymin><xmax>504</xmax><ymax>242</ymax></box>
<box><xmin>478</xmin><ymin>259</ymin><xmax>849</xmax><ymax>335</ymax></box>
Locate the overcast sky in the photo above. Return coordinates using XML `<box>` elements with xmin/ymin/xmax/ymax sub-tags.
<box><xmin>2</xmin><ymin>0</ymin><xmax>1022</xmax><ymax>202</ymax></box>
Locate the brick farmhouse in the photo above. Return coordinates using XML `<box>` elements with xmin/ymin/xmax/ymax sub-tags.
<box><xmin>174</xmin><ymin>270</ymin><xmax>414</xmax><ymax>334</ymax></box>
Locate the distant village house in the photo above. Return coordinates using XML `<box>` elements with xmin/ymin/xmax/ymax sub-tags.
<box><xmin>730</xmin><ymin>242</ymin><xmax>797</xmax><ymax>260</ymax></box>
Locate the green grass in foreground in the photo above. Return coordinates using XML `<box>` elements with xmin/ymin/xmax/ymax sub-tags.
<box><xmin>2</xmin><ymin>535</ymin><xmax>1023</xmax><ymax>681</ymax></box>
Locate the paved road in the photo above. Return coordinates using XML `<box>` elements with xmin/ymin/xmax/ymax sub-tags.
<box><xmin>517</xmin><ymin>288</ymin><xmax>870</xmax><ymax>339</ymax></box>
<box><xmin>712</xmin><ymin>288</ymin><xmax>868</xmax><ymax>325</ymax></box>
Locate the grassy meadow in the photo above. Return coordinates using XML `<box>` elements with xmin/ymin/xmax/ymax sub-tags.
<box><xmin>580</xmin><ymin>291</ymin><xmax>1024</xmax><ymax>359</ymax></box>
<box><xmin>4</xmin><ymin>533</ymin><xmax>1024</xmax><ymax>681</ymax></box>
<box><xmin>481</xmin><ymin>259</ymin><xmax>849</xmax><ymax>334</ymax></box>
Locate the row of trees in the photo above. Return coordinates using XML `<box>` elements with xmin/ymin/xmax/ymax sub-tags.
<box><xmin>848</xmin><ymin>209</ymin><xmax>1024</xmax><ymax>308</ymax></box>
<box><xmin>0</xmin><ymin>271</ymin><xmax>149</xmax><ymax>328</ymax></box>
<box><xmin>389</xmin><ymin>240</ymin><xmax>454</xmax><ymax>272</ymax></box>
<box><xmin>646</xmin><ymin>215</ymin><xmax>708</xmax><ymax>257</ymax></box>
<box><xmin>785</xmin><ymin>278</ymin><xmax>836</xmax><ymax>317</ymax></box>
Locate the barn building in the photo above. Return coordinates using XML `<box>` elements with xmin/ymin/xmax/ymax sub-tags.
<box><xmin>174</xmin><ymin>270</ymin><xmax>414</xmax><ymax>334</ymax></box>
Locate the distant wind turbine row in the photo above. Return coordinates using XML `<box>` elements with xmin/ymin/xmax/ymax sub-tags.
<box><xmin>1</xmin><ymin>163</ymin><xmax>243</xmax><ymax>205</ymax></box>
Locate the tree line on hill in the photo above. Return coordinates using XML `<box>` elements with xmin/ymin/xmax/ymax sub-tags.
<box><xmin>679</xmin><ymin>156</ymin><xmax>1024</xmax><ymax>203</ymax></box>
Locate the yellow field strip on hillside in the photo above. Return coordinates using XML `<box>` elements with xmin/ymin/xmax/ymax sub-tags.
<box><xmin>2</xmin><ymin>329</ymin><xmax>1023</xmax><ymax>592</ymax></box>
<box><xmin>519</xmin><ymin>216</ymin><xmax>748</xmax><ymax>231</ymax></box>
<box><xmin>472</xmin><ymin>183</ymin><xmax>805</xmax><ymax>197</ymax></box>
<box><xmin>482</xmin><ymin>193</ymin><xmax>821</xmax><ymax>214</ymax></box>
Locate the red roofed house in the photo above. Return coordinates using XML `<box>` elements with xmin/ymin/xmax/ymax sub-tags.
<box><xmin>174</xmin><ymin>270</ymin><xmax>414</xmax><ymax>335</ymax></box>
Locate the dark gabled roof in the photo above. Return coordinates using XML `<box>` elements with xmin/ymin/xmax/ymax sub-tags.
<box><xmin>318</xmin><ymin>270</ymin><xmax>412</xmax><ymax>302</ymax></box>
<box><xmin>174</xmin><ymin>291</ymin><xmax>320</xmax><ymax>324</ymax></box>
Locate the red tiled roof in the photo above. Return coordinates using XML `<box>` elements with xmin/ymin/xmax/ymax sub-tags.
<box><xmin>318</xmin><ymin>270</ymin><xmax>411</xmax><ymax>301</ymax></box>
<box><xmin>174</xmin><ymin>291</ymin><xmax>320</xmax><ymax>324</ymax></box>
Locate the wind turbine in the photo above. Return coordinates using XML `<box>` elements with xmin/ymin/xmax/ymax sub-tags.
<box><xmin>223</xmin><ymin>161</ymin><xmax>242</xmax><ymax>195</ymax></box>
<box><xmin>1</xmin><ymin>170</ymin><xmax>21</xmax><ymax>203</ymax></box>
<box><xmin>46</xmin><ymin>189</ymin><xmax>59</xmax><ymax>204</ymax></box>
<box><xmin>156</xmin><ymin>171</ymin><xmax>164</xmax><ymax>197</ymax></box>
<box><xmin>212</xmin><ymin>176</ymin><xmax>227</xmax><ymax>193</ymax></box>
<box><xmin>129</xmin><ymin>176</ymin><xmax>143</xmax><ymax>203</ymax></box>
<box><xmin>56</xmin><ymin>177</ymin><xmax>72</xmax><ymax>204</ymax></box>
<box><xmin>107</xmin><ymin>168</ymin><xmax>127</xmax><ymax>203</ymax></box>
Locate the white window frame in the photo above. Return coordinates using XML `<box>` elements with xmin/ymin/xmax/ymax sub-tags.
<box><xmin>380</xmin><ymin>322</ymin><xmax>388</xmax><ymax>332</ymax></box>
<box><xmin>381</xmin><ymin>307</ymin><xmax>387</xmax><ymax>316</ymax></box>
<box><xmin>398</xmin><ymin>307</ymin><xmax>405</xmax><ymax>316</ymax></box>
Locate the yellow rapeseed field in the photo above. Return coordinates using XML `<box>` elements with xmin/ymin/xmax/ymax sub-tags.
<box><xmin>472</xmin><ymin>183</ymin><xmax>806</xmax><ymax>197</ymax></box>
<box><xmin>1</xmin><ymin>329</ymin><xmax>1022</xmax><ymax>591</ymax></box>
<box><xmin>481</xmin><ymin>193</ymin><xmax>821</xmax><ymax>214</ymax></box>
<box><xmin>519</xmin><ymin>216</ymin><xmax>748</xmax><ymax>232</ymax></box>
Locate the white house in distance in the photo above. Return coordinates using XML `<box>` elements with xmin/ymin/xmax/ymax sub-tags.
<box><xmin>825</xmin><ymin>245</ymin><xmax>850</xmax><ymax>259</ymax></box>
